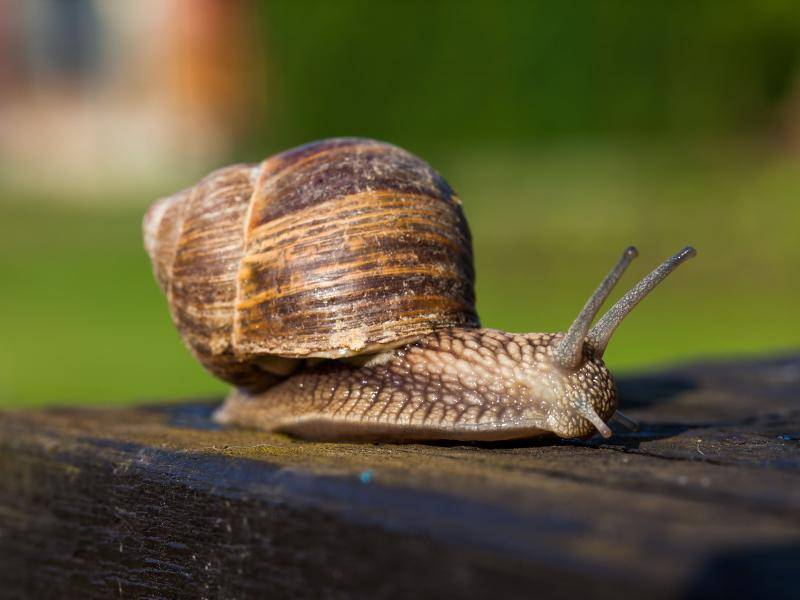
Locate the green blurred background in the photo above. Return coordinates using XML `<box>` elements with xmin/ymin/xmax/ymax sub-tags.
<box><xmin>1</xmin><ymin>0</ymin><xmax>798</xmax><ymax>408</ymax></box>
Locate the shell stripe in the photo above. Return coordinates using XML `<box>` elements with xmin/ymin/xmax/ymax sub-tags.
<box><xmin>233</xmin><ymin>186</ymin><xmax>477</xmax><ymax>358</ymax></box>
<box><xmin>167</xmin><ymin>164</ymin><xmax>271</xmax><ymax>386</ymax></box>
<box><xmin>250</xmin><ymin>140</ymin><xmax>456</xmax><ymax>224</ymax></box>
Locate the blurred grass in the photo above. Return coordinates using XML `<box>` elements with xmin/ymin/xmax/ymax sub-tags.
<box><xmin>1</xmin><ymin>142</ymin><xmax>798</xmax><ymax>408</ymax></box>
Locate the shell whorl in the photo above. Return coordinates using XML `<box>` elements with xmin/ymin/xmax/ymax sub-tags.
<box><xmin>144</xmin><ymin>138</ymin><xmax>478</xmax><ymax>390</ymax></box>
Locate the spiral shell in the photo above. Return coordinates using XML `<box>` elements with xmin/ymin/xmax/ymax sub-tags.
<box><xmin>144</xmin><ymin>138</ymin><xmax>478</xmax><ymax>389</ymax></box>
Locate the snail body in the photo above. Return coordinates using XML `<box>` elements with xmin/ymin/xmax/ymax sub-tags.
<box><xmin>144</xmin><ymin>137</ymin><xmax>695</xmax><ymax>442</ymax></box>
<box><xmin>215</xmin><ymin>329</ymin><xmax>617</xmax><ymax>442</ymax></box>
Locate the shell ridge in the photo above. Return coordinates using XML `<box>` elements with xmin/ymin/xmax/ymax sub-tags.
<box><xmin>231</xmin><ymin>162</ymin><xmax>267</xmax><ymax>353</ymax></box>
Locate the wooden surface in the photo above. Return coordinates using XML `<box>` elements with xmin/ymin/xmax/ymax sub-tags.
<box><xmin>1</xmin><ymin>354</ymin><xmax>799</xmax><ymax>599</ymax></box>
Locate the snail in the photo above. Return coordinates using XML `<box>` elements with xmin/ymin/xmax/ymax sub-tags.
<box><xmin>143</xmin><ymin>137</ymin><xmax>695</xmax><ymax>442</ymax></box>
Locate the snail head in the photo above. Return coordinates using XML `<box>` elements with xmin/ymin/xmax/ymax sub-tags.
<box><xmin>534</xmin><ymin>245</ymin><xmax>697</xmax><ymax>438</ymax></box>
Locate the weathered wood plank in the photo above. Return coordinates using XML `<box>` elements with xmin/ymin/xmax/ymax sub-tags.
<box><xmin>0</xmin><ymin>355</ymin><xmax>798</xmax><ymax>599</ymax></box>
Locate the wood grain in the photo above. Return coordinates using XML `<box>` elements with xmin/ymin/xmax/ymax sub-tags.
<box><xmin>1</xmin><ymin>354</ymin><xmax>798</xmax><ymax>599</ymax></box>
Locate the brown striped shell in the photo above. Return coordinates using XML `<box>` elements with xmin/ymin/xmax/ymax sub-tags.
<box><xmin>143</xmin><ymin>138</ymin><xmax>479</xmax><ymax>391</ymax></box>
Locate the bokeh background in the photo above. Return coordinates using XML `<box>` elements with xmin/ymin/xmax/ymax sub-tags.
<box><xmin>1</xmin><ymin>0</ymin><xmax>798</xmax><ymax>408</ymax></box>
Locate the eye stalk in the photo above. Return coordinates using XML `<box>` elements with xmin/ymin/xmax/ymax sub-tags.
<box><xmin>554</xmin><ymin>246</ymin><xmax>697</xmax><ymax>370</ymax></box>
<box><xmin>589</xmin><ymin>246</ymin><xmax>696</xmax><ymax>356</ymax></box>
<box><xmin>553</xmin><ymin>246</ymin><xmax>638</xmax><ymax>369</ymax></box>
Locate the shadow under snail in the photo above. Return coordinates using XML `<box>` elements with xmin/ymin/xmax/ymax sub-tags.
<box><xmin>143</xmin><ymin>137</ymin><xmax>696</xmax><ymax>442</ymax></box>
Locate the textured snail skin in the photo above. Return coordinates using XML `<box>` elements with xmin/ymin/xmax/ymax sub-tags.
<box><xmin>213</xmin><ymin>328</ymin><xmax>617</xmax><ymax>442</ymax></box>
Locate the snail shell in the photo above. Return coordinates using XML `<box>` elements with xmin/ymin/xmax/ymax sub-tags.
<box><xmin>144</xmin><ymin>138</ymin><xmax>478</xmax><ymax>390</ymax></box>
